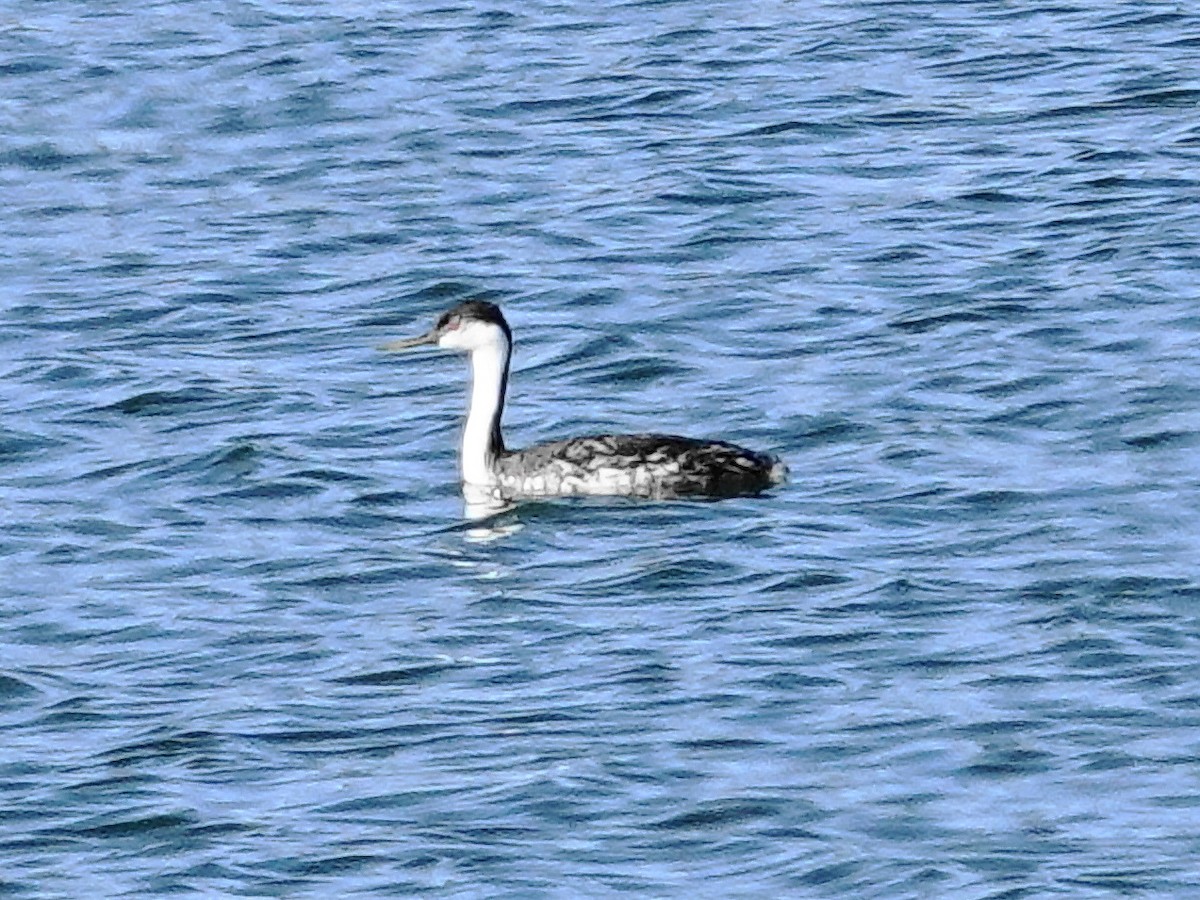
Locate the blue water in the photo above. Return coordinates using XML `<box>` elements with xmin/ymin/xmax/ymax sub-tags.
<box><xmin>4</xmin><ymin>1</ymin><xmax>1200</xmax><ymax>895</ymax></box>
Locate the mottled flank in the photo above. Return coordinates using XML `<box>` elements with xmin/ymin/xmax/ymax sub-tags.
<box><xmin>496</xmin><ymin>433</ymin><xmax>788</xmax><ymax>500</ymax></box>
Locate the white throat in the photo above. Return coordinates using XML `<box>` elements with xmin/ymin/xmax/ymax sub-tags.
<box><xmin>458</xmin><ymin>329</ymin><xmax>509</xmax><ymax>486</ymax></box>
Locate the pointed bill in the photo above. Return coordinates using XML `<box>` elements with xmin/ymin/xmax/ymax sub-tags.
<box><xmin>380</xmin><ymin>330</ymin><xmax>438</xmax><ymax>352</ymax></box>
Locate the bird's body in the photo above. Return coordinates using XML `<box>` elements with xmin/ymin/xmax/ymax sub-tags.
<box><xmin>384</xmin><ymin>301</ymin><xmax>786</xmax><ymax>514</ymax></box>
<box><xmin>495</xmin><ymin>432</ymin><xmax>784</xmax><ymax>500</ymax></box>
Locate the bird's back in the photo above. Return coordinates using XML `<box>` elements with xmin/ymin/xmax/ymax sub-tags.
<box><xmin>494</xmin><ymin>433</ymin><xmax>786</xmax><ymax>500</ymax></box>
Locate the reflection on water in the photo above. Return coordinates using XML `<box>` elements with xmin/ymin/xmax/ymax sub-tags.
<box><xmin>462</xmin><ymin>482</ymin><xmax>526</xmax><ymax>541</ymax></box>
<box><xmin>464</xmin><ymin>520</ymin><xmax>525</xmax><ymax>544</ymax></box>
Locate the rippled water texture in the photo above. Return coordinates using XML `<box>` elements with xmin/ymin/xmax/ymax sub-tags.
<box><xmin>3</xmin><ymin>1</ymin><xmax>1200</xmax><ymax>895</ymax></box>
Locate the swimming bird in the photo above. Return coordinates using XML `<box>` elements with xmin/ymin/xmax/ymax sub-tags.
<box><xmin>383</xmin><ymin>301</ymin><xmax>786</xmax><ymax>513</ymax></box>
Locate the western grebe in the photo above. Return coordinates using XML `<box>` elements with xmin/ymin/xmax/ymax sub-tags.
<box><xmin>384</xmin><ymin>301</ymin><xmax>786</xmax><ymax>513</ymax></box>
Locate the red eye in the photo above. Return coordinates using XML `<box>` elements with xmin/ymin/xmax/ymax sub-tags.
<box><xmin>445</xmin><ymin>317</ymin><xmax>461</xmax><ymax>331</ymax></box>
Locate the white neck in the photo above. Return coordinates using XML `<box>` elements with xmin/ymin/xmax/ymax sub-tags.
<box><xmin>460</xmin><ymin>333</ymin><xmax>509</xmax><ymax>486</ymax></box>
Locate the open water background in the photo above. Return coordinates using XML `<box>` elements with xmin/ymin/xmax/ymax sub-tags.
<box><xmin>4</xmin><ymin>1</ymin><xmax>1200</xmax><ymax>896</ymax></box>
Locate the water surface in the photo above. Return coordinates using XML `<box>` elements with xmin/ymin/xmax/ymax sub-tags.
<box><xmin>3</xmin><ymin>1</ymin><xmax>1200</xmax><ymax>895</ymax></box>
